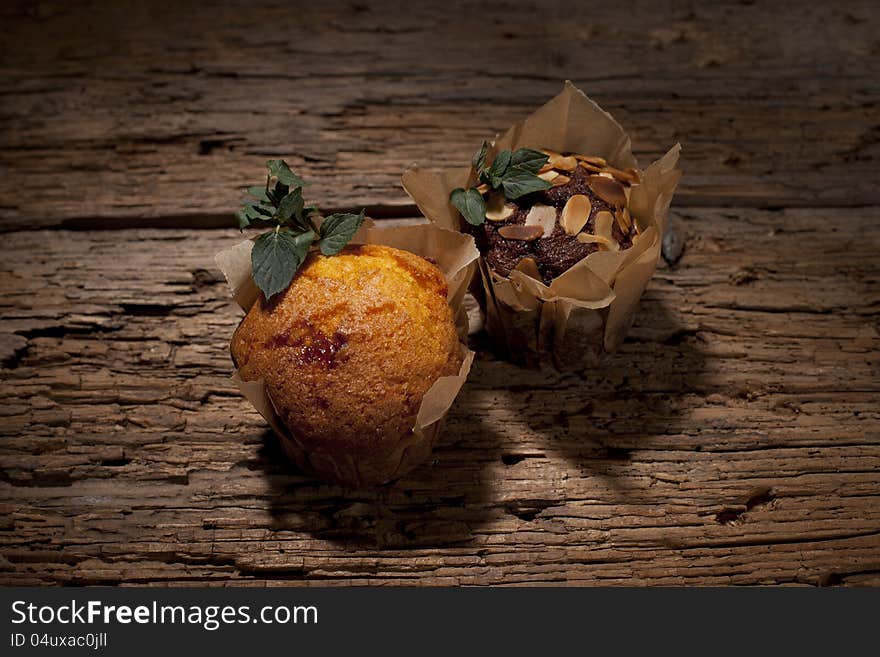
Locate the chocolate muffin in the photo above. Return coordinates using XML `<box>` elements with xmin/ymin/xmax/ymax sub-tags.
<box><xmin>231</xmin><ymin>244</ymin><xmax>463</xmax><ymax>486</ymax></box>
<box><xmin>476</xmin><ymin>151</ymin><xmax>641</xmax><ymax>284</ymax></box>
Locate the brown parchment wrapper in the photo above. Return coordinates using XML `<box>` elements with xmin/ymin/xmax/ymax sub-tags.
<box><xmin>402</xmin><ymin>81</ymin><xmax>682</xmax><ymax>368</ymax></box>
<box><xmin>214</xmin><ymin>221</ymin><xmax>479</xmax><ymax>487</ymax></box>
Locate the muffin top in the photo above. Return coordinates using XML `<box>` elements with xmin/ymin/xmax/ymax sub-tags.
<box><xmin>474</xmin><ymin>153</ymin><xmax>640</xmax><ymax>284</ymax></box>
<box><xmin>231</xmin><ymin>244</ymin><xmax>462</xmax><ymax>458</ymax></box>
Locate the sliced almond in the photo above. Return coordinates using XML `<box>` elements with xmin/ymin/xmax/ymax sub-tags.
<box><xmin>560</xmin><ymin>194</ymin><xmax>592</xmax><ymax>235</ymax></box>
<box><xmin>476</xmin><ymin>183</ymin><xmax>490</xmax><ymax>195</ymax></box>
<box><xmin>551</xmin><ymin>174</ymin><xmax>571</xmax><ymax>187</ymax></box>
<box><xmin>594</xmin><ymin>210</ymin><xmax>614</xmax><ymax>239</ymax></box>
<box><xmin>575</xmin><ymin>154</ymin><xmax>607</xmax><ymax>167</ymax></box>
<box><xmin>599</xmin><ymin>171</ymin><xmax>615</xmax><ymax>179</ymax></box>
<box><xmin>625</xmin><ymin>168</ymin><xmax>642</xmax><ymax>184</ymax></box>
<box><xmin>498</xmin><ymin>224</ymin><xmax>544</xmax><ymax>241</ymax></box>
<box><xmin>615</xmin><ymin>207</ymin><xmax>631</xmax><ymax>233</ymax></box>
<box><xmin>576</xmin><ymin>233</ymin><xmax>615</xmax><ymax>248</ymax></box>
<box><xmin>588</xmin><ymin>175</ymin><xmax>627</xmax><ymax>207</ymax></box>
<box><xmin>578</xmin><ymin>210</ymin><xmax>619</xmax><ymax>251</ymax></box>
<box><xmin>541</xmin><ymin>149</ymin><xmax>577</xmax><ymax>172</ymax></box>
<box><xmin>524</xmin><ymin>204</ymin><xmax>557</xmax><ymax>238</ymax></box>
<box><xmin>514</xmin><ymin>256</ymin><xmax>541</xmax><ymax>281</ymax></box>
<box><xmin>554</xmin><ymin>155</ymin><xmax>578</xmax><ymax>172</ymax></box>
<box><xmin>538</xmin><ymin>162</ymin><xmax>555</xmax><ymax>174</ymax></box>
<box><xmin>485</xmin><ymin>192</ymin><xmax>514</xmax><ymax>222</ymax></box>
<box><xmin>578</xmin><ymin>160</ymin><xmax>604</xmax><ymax>173</ymax></box>
<box><xmin>603</xmin><ymin>165</ymin><xmax>640</xmax><ymax>185</ymax></box>
<box><xmin>537</xmin><ymin>169</ymin><xmax>559</xmax><ymax>183</ymax></box>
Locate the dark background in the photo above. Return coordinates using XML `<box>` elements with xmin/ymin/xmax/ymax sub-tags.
<box><xmin>0</xmin><ymin>1</ymin><xmax>878</xmax><ymax>586</ymax></box>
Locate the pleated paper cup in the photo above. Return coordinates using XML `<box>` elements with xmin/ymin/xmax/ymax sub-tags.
<box><xmin>403</xmin><ymin>81</ymin><xmax>682</xmax><ymax>368</ymax></box>
<box><xmin>215</xmin><ymin>221</ymin><xmax>479</xmax><ymax>487</ymax></box>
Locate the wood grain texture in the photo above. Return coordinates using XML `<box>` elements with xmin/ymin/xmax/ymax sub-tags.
<box><xmin>1</xmin><ymin>0</ymin><xmax>878</xmax><ymax>586</ymax></box>
<box><xmin>1</xmin><ymin>209</ymin><xmax>878</xmax><ymax>585</ymax></box>
<box><xmin>1</xmin><ymin>0</ymin><xmax>879</xmax><ymax>230</ymax></box>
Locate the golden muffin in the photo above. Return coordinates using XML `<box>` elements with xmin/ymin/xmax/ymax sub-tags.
<box><xmin>231</xmin><ymin>243</ymin><xmax>462</xmax><ymax>486</ymax></box>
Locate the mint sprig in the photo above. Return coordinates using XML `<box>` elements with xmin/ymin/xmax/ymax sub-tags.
<box><xmin>237</xmin><ymin>160</ymin><xmax>366</xmax><ymax>300</ymax></box>
<box><xmin>450</xmin><ymin>143</ymin><xmax>552</xmax><ymax>225</ymax></box>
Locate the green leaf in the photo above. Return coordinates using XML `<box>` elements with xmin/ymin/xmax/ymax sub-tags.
<box><xmin>268</xmin><ymin>181</ymin><xmax>289</xmax><ymax>205</ymax></box>
<box><xmin>276</xmin><ymin>187</ymin><xmax>304</xmax><ymax>224</ymax></box>
<box><xmin>509</xmin><ymin>148</ymin><xmax>549</xmax><ymax>174</ymax></box>
<box><xmin>241</xmin><ymin>200</ymin><xmax>274</xmax><ymax>217</ymax></box>
<box><xmin>501</xmin><ymin>167</ymin><xmax>552</xmax><ymax>199</ymax></box>
<box><xmin>266</xmin><ymin>159</ymin><xmax>306</xmax><ymax>188</ymax></box>
<box><xmin>236</xmin><ymin>208</ymin><xmax>251</xmax><ymax>230</ymax></box>
<box><xmin>450</xmin><ymin>187</ymin><xmax>487</xmax><ymax>225</ymax></box>
<box><xmin>236</xmin><ymin>203</ymin><xmax>274</xmax><ymax>228</ymax></box>
<box><xmin>472</xmin><ymin>141</ymin><xmax>489</xmax><ymax>171</ymax></box>
<box><xmin>247</xmin><ymin>186</ymin><xmax>270</xmax><ymax>202</ymax></box>
<box><xmin>318</xmin><ymin>209</ymin><xmax>365</xmax><ymax>256</ymax></box>
<box><xmin>251</xmin><ymin>229</ymin><xmax>315</xmax><ymax>300</ymax></box>
<box><xmin>487</xmin><ymin>150</ymin><xmax>511</xmax><ymax>178</ymax></box>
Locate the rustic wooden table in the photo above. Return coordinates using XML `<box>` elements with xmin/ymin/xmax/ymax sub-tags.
<box><xmin>1</xmin><ymin>1</ymin><xmax>878</xmax><ymax>586</ymax></box>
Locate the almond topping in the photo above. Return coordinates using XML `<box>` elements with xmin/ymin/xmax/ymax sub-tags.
<box><xmin>484</xmin><ymin>192</ymin><xmax>515</xmax><ymax>222</ymax></box>
<box><xmin>498</xmin><ymin>224</ymin><xmax>544</xmax><ymax>241</ymax></box>
<box><xmin>537</xmin><ymin>169</ymin><xmax>559</xmax><ymax>182</ymax></box>
<box><xmin>592</xmin><ymin>210</ymin><xmax>620</xmax><ymax>251</ymax></box>
<box><xmin>595</xmin><ymin>210</ymin><xmax>614</xmax><ymax>239</ymax></box>
<box><xmin>576</xmin><ymin>233</ymin><xmax>614</xmax><ymax>247</ymax></box>
<box><xmin>476</xmin><ymin>183</ymin><xmax>490</xmax><ymax>195</ymax></box>
<box><xmin>541</xmin><ymin>149</ymin><xmax>577</xmax><ymax>172</ymax></box>
<box><xmin>604</xmin><ymin>165</ymin><xmax>640</xmax><ymax>184</ymax></box>
<box><xmin>514</xmin><ymin>257</ymin><xmax>542</xmax><ymax>281</ymax></box>
<box><xmin>524</xmin><ymin>204</ymin><xmax>557</xmax><ymax>238</ymax></box>
<box><xmin>551</xmin><ymin>174</ymin><xmax>571</xmax><ymax>187</ymax></box>
<box><xmin>588</xmin><ymin>175</ymin><xmax>627</xmax><ymax>206</ymax></box>
<box><xmin>554</xmin><ymin>155</ymin><xmax>579</xmax><ymax>172</ymax></box>
<box><xmin>575</xmin><ymin>154</ymin><xmax>607</xmax><ymax>167</ymax></box>
<box><xmin>578</xmin><ymin>210</ymin><xmax>619</xmax><ymax>251</ymax></box>
<box><xmin>615</xmin><ymin>207</ymin><xmax>630</xmax><ymax>233</ymax></box>
<box><xmin>560</xmin><ymin>194</ymin><xmax>592</xmax><ymax>235</ymax></box>
<box><xmin>578</xmin><ymin>161</ymin><xmax>603</xmax><ymax>173</ymax></box>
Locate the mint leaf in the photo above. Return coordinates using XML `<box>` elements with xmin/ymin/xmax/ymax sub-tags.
<box><xmin>486</xmin><ymin>150</ymin><xmax>511</xmax><ymax>182</ymax></box>
<box><xmin>236</xmin><ymin>208</ymin><xmax>252</xmax><ymax>230</ymax></box>
<box><xmin>241</xmin><ymin>199</ymin><xmax>274</xmax><ymax>216</ymax></box>
<box><xmin>237</xmin><ymin>202</ymin><xmax>274</xmax><ymax>229</ymax></box>
<box><xmin>236</xmin><ymin>161</ymin><xmax>367</xmax><ymax>294</ymax></box>
<box><xmin>501</xmin><ymin>167</ymin><xmax>552</xmax><ymax>199</ymax></box>
<box><xmin>247</xmin><ymin>185</ymin><xmax>270</xmax><ymax>202</ymax></box>
<box><xmin>319</xmin><ymin>209</ymin><xmax>365</xmax><ymax>256</ymax></box>
<box><xmin>252</xmin><ymin>229</ymin><xmax>315</xmax><ymax>300</ymax></box>
<box><xmin>472</xmin><ymin>141</ymin><xmax>489</xmax><ymax>171</ymax></box>
<box><xmin>276</xmin><ymin>187</ymin><xmax>304</xmax><ymax>224</ymax></box>
<box><xmin>268</xmin><ymin>182</ymin><xmax>289</xmax><ymax>205</ymax></box>
<box><xmin>510</xmin><ymin>148</ymin><xmax>549</xmax><ymax>174</ymax></box>
<box><xmin>266</xmin><ymin>159</ymin><xmax>306</xmax><ymax>188</ymax></box>
<box><xmin>450</xmin><ymin>187</ymin><xmax>487</xmax><ymax>225</ymax></box>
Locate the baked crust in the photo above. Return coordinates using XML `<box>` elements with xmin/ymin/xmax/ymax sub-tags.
<box><xmin>231</xmin><ymin>244</ymin><xmax>462</xmax><ymax>474</ymax></box>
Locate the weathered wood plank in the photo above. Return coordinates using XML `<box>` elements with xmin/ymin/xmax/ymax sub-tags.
<box><xmin>1</xmin><ymin>1</ymin><xmax>879</xmax><ymax>230</ymax></box>
<box><xmin>1</xmin><ymin>207</ymin><xmax>878</xmax><ymax>585</ymax></box>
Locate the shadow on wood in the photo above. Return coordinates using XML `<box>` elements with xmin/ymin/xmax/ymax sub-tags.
<box><xmin>254</xmin><ymin>389</ymin><xmax>500</xmax><ymax>549</ymax></box>
<box><xmin>485</xmin><ymin>299</ymin><xmax>710</xmax><ymax>506</ymax></box>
